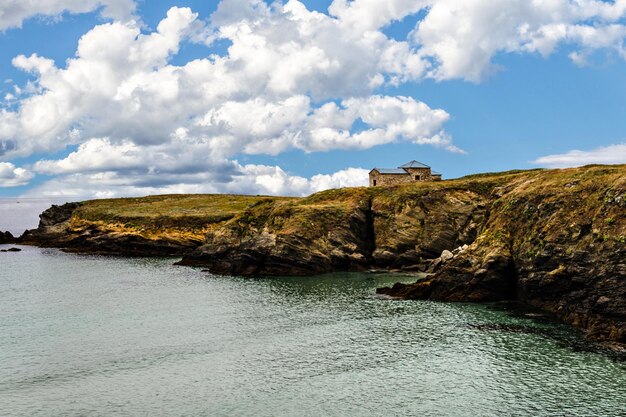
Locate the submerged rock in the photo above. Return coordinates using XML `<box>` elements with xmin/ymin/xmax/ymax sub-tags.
<box><xmin>1</xmin><ymin>247</ymin><xmax>22</xmax><ymax>252</ymax></box>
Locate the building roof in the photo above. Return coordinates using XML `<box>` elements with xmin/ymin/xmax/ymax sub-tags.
<box><xmin>432</xmin><ymin>171</ymin><xmax>442</xmax><ymax>176</ymax></box>
<box><xmin>399</xmin><ymin>160</ymin><xmax>430</xmax><ymax>169</ymax></box>
<box><xmin>372</xmin><ymin>168</ymin><xmax>408</xmax><ymax>174</ymax></box>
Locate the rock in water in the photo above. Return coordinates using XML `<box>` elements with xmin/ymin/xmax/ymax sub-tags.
<box><xmin>0</xmin><ymin>231</ymin><xmax>15</xmax><ymax>244</ymax></box>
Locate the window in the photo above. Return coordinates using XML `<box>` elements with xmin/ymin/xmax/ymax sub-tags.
<box><xmin>415</xmin><ymin>175</ymin><xmax>420</xmax><ymax>180</ymax></box>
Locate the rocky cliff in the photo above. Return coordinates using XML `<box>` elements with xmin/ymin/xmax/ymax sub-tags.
<box><xmin>0</xmin><ymin>230</ymin><xmax>16</xmax><ymax>244</ymax></box>
<box><xmin>377</xmin><ymin>165</ymin><xmax>626</xmax><ymax>346</ymax></box>
<box><xmin>19</xmin><ymin>194</ymin><xmax>287</xmax><ymax>255</ymax></box>
<box><xmin>18</xmin><ymin>165</ymin><xmax>625</xmax><ymax>346</ymax></box>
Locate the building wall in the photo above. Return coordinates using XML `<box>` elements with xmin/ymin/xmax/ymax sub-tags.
<box><xmin>403</xmin><ymin>167</ymin><xmax>433</xmax><ymax>181</ymax></box>
<box><xmin>369</xmin><ymin>167</ymin><xmax>437</xmax><ymax>186</ymax></box>
<box><xmin>369</xmin><ymin>173</ymin><xmax>412</xmax><ymax>187</ymax></box>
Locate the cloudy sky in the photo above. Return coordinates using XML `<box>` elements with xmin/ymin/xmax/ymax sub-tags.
<box><xmin>0</xmin><ymin>0</ymin><xmax>625</xmax><ymax>198</ymax></box>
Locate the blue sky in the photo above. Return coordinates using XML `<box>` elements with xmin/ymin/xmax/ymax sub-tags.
<box><xmin>1</xmin><ymin>0</ymin><xmax>625</xmax><ymax>198</ymax></box>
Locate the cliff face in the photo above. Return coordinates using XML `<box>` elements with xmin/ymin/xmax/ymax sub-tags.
<box><xmin>20</xmin><ymin>195</ymin><xmax>289</xmax><ymax>255</ymax></box>
<box><xmin>378</xmin><ymin>166</ymin><xmax>626</xmax><ymax>345</ymax></box>
<box><xmin>20</xmin><ymin>166</ymin><xmax>625</xmax><ymax>345</ymax></box>
<box><xmin>178</xmin><ymin>189</ymin><xmax>374</xmax><ymax>275</ymax></box>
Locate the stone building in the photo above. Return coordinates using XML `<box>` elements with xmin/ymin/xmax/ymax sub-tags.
<box><xmin>369</xmin><ymin>160</ymin><xmax>442</xmax><ymax>187</ymax></box>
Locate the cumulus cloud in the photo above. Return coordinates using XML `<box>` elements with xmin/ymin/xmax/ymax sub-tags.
<box><xmin>29</xmin><ymin>135</ymin><xmax>370</xmax><ymax>198</ymax></box>
<box><xmin>232</xmin><ymin>165</ymin><xmax>369</xmax><ymax>196</ymax></box>
<box><xmin>532</xmin><ymin>143</ymin><xmax>626</xmax><ymax>168</ymax></box>
<box><xmin>33</xmin><ymin>138</ymin><xmax>144</xmax><ymax>174</ymax></box>
<box><xmin>0</xmin><ymin>162</ymin><xmax>33</xmax><ymax>187</ymax></box>
<box><xmin>0</xmin><ymin>2</ymin><xmax>458</xmax><ymax>195</ymax></box>
<box><xmin>25</xmin><ymin>163</ymin><xmax>369</xmax><ymax>198</ymax></box>
<box><xmin>1</xmin><ymin>7</ymin><xmax>200</xmax><ymax>157</ymax></box>
<box><xmin>328</xmin><ymin>0</ymin><xmax>429</xmax><ymax>34</ymax></box>
<box><xmin>4</xmin><ymin>0</ymin><xmax>626</xmax><ymax>196</ymax></box>
<box><xmin>0</xmin><ymin>0</ymin><xmax>136</xmax><ymax>31</ymax></box>
<box><xmin>0</xmin><ymin>4</ymin><xmax>454</xmax><ymax>160</ymax></box>
<box><xmin>413</xmin><ymin>0</ymin><xmax>626</xmax><ymax>81</ymax></box>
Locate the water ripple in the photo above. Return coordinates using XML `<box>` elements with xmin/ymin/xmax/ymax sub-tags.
<box><xmin>0</xmin><ymin>249</ymin><xmax>624</xmax><ymax>417</ymax></box>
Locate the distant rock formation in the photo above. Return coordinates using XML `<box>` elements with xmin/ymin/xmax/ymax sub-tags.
<box><xmin>0</xmin><ymin>231</ymin><xmax>15</xmax><ymax>244</ymax></box>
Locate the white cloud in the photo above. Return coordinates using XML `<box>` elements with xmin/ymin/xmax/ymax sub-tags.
<box><xmin>33</xmin><ymin>135</ymin><xmax>238</xmax><ymax>177</ymax></box>
<box><xmin>25</xmin><ymin>162</ymin><xmax>369</xmax><ymax>198</ymax></box>
<box><xmin>1</xmin><ymin>7</ymin><xmax>199</xmax><ymax>156</ymax></box>
<box><xmin>309</xmin><ymin>167</ymin><xmax>369</xmax><ymax>191</ymax></box>
<box><xmin>193</xmin><ymin>95</ymin><xmax>453</xmax><ymax>156</ymax></box>
<box><xmin>304</xmin><ymin>95</ymin><xmax>457</xmax><ymax>152</ymax></box>
<box><xmin>532</xmin><ymin>143</ymin><xmax>626</xmax><ymax>168</ymax></box>
<box><xmin>33</xmin><ymin>138</ymin><xmax>143</xmax><ymax>174</ymax></box>
<box><xmin>23</xmin><ymin>172</ymin><xmax>223</xmax><ymax>199</ymax></box>
<box><xmin>231</xmin><ymin>165</ymin><xmax>369</xmax><ymax>196</ymax></box>
<box><xmin>412</xmin><ymin>0</ymin><xmax>626</xmax><ymax>81</ymax></box>
<box><xmin>0</xmin><ymin>3</ymin><xmax>455</xmax><ymax>201</ymax></box>
<box><xmin>0</xmin><ymin>162</ymin><xmax>33</xmax><ymax>187</ymax></box>
<box><xmin>0</xmin><ymin>0</ymin><xmax>136</xmax><ymax>31</ymax></box>
<box><xmin>4</xmin><ymin>1</ymin><xmax>626</xmax><ymax>196</ymax></box>
<box><xmin>28</xmin><ymin>134</ymin><xmax>371</xmax><ymax>198</ymax></box>
<box><xmin>328</xmin><ymin>0</ymin><xmax>429</xmax><ymax>33</ymax></box>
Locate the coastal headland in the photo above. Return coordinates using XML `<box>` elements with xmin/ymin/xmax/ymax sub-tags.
<box><xmin>7</xmin><ymin>165</ymin><xmax>625</xmax><ymax>348</ymax></box>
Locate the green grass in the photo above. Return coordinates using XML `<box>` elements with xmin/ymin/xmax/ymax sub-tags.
<box><xmin>73</xmin><ymin>194</ymin><xmax>295</xmax><ymax>230</ymax></box>
<box><xmin>66</xmin><ymin>165</ymin><xmax>626</xmax><ymax>242</ymax></box>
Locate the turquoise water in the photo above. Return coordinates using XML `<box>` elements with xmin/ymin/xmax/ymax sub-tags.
<box><xmin>1</xmin><ymin>246</ymin><xmax>624</xmax><ymax>416</ymax></box>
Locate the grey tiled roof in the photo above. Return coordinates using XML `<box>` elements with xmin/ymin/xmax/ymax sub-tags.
<box><xmin>373</xmin><ymin>168</ymin><xmax>408</xmax><ymax>174</ymax></box>
<box><xmin>399</xmin><ymin>160</ymin><xmax>430</xmax><ymax>169</ymax></box>
<box><xmin>431</xmin><ymin>171</ymin><xmax>442</xmax><ymax>176</ymax></box>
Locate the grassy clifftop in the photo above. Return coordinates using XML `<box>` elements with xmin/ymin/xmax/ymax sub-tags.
<box><xmin>26</xmin><ymin>165</ymin><xmax>625</xmax><ymax>256</ymax></box>
<box><xmin>74</xmin><ymin>194</ymin><xmax>291</xmax><ymax>229</ymax></box>
<box><xmin>63</xmin><ymin>194</ymin><xmax>292</xmax><ymax>246</ymax></box>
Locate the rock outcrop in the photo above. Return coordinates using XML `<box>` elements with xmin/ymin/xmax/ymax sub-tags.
<box><xmin>177</xmin><ymin>185</ymin><xmax>488</xmax><ymax>275</ymax></box>
<box><xmin>19</xmin><ymin>165</ymin><xmax>626</xmax><ymax>346</ymax></box>
<box><xmin>1</xmin><ymin>247</ymin><xmax>22</xmax><ymax>252</ymax></box>
<box><xmin>378</xmin><ymin>165</ymin><xmax>626</xmax><ymax>346</ymax></box>
<box><xmin>19</xmin><ymin>195</ymin><xmax>278</xmax><ymax>256</ymax></box>
<box><xmin>176</xmin><ymin>192</ymin><xmax>375</xmax><ymax>275</ymax></box>
<box><xmin>0</xmin><ymin>231</ymin><xmax>15</xmax><ymax>244</ymax></box>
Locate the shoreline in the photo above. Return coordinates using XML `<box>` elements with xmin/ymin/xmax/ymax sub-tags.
<box><xmin>4</xmin><ymin>165</ymin><xmax>625</xmax><ymax>350</ymax></box>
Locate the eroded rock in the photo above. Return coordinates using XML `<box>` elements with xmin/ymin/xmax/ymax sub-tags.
<box><xmin>0</xmin><ymin>231</ymin><xmax>15</xmax><ymax>244</ymax></box>
<box><xmin>378</xmin><ymin>165</ymin><xmax>626</xmax><ymax>346</ymax></box>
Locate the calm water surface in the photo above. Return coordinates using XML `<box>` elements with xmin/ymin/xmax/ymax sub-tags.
<box><xmin>1</xmin><ymin>246</ymin><xmax>624</xmax><ymax>416</ymax></box>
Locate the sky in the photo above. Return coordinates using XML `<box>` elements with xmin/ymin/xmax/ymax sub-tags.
<box><xmin>0</xmin><ymin>0</ymin><xmax>626</xmax><ymax>198</ymax></box>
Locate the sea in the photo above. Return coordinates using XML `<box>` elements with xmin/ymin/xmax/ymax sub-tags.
<box><xmin>0</xmin><ymin>199</ymin><xmax>625</xmax><ymax>416</ymax></box>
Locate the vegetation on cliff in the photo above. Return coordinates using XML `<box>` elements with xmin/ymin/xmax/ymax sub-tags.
<box><xmin>22</xmin><ymin>194</ymin><xmax>291</xmax><ymax>254</ymax></box>
<box><xmin>377</xmin><ymin>165</ymin><xmax>626</xmax><ymax>345</ymax></box>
